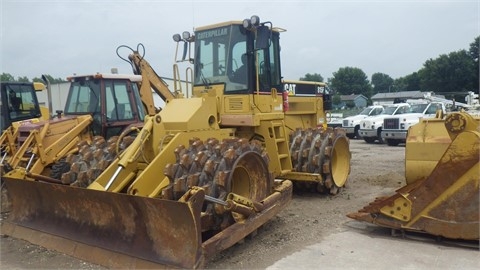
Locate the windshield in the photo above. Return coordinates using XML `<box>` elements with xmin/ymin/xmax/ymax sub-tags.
<box><xmin>65</xmin><ymin>80</ymin><xmax>101</xmax><ymax>114</ymax></box>
<box><xmin>383</xmin><ymin>105</ymin><xmax>408</xmax><ymax>115</ymax></box>
<box><xmin>194</xmin><ymin>24</ymin><xmax>248</xmax><ymax>91</ymax></box>
<box><xmin>382</xmin><ymin>106</ymin><xmax>397</xmax><ymax>115</ymax></box>
<box><xmin>5</xmin><ymin>84</ymin><xmax>42</xmax><ymax>122</ymax></box>
<box><xmin>359</xmin><ymin>107</ymin><xmax>373</xmax><ymax>115</ymax></box>
<box><xmin>408</xmin><ymin>104</ymin><xmax>428</xmax><ymax>113</ymax></box>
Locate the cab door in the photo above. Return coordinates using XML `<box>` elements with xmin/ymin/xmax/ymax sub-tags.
<box><xmin>103</xmin><ymin>79</ymin><xmax>142</xmax><ymax>139</ymax></box>
<box><xmin>252</xmin><ymin>28</ymin><xmax>283</xmax><ymax>114</ymax></box>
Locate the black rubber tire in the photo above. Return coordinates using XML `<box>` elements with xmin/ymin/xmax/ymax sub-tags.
<box><xmin>386</xmin><ymin>139</ymin><xmax>400</xmax><ymax>146</ymax></box>
<box><xmin>50</xmin><ymin>159</ymin><xmax>71</xmax><ymax>180</ymax></box>
<box><xmin>377</xmin><ymin>129</ymin><xmax>384</xmax><ymax>144</ymax></box>
<box><xmin>354</xmin><ymin>126</ymin><xmax>361</xmax><ymax>139</ymax></box>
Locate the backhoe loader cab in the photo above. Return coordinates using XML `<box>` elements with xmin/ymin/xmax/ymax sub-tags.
<box><xmin>65</xmin><ymin>73</ymin><xmax>145</xmax><ymax>139</ymax></box>
<box><xmin>0</xmin><ymin>81</ymin><xmax>45</xmax><ymax>131</ymax></box>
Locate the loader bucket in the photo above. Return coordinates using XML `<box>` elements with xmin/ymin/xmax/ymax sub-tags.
<box><xmin>1</xmin><ymin>177</ymin><xmax>204</xmax><ymax>268</ymax></box>
<box><xmin>348</xmin><ymin>129</ymin><xmax>479</xmax><ymax>240</ymax></box>
<box><xmin>404</xmin><ymin>116</ymin><xmax>453</xmax><ymax>185</ymax></box>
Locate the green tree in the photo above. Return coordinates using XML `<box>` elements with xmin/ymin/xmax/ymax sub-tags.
<box><xmin>329</xmin><ymin>67</ymin><xmax>372</xmax><ymax>97</ymax></box>
<box><xmin>468</xmin><ymin>36</ymin><xmax>479</xmax><ymax>63</ymax></box>
<box><xmin>419</xmin><ymin>49</ymin><xmax>475</xmax><ymax>93</ymax></box>
<box><xmin>332</xmin><ymin>93</ymin><xmax>342</xmax><ymax>106</ymax></box>
<box><xmin>17</xmin><ymin>76</ymin><xmax>30</xmax><ymax>82</ymax></box>
<box><xmin>394</xmin><ymin>72</ymin><xmax>421</xmax><ymax>92</ymax></box>
<box><xmin>345</xmin><ymin>100</ymin><xmax>356</xmax><ymax>109</ymax></box>
<box><xmin>371</xmin><ymin>72</ymin><xmax>394</xmax><ymax>94</ymax></box>
<box><xmin>1</xmin><ymin>73</ymin><xmax>15</xmax><ymax>81</ymax></box>
<box><xmin>469</xmin><ymin>36</ymin><xmax>479</xmax><ymax>91</ymax></box>
<box><xmin>32</xmin><ymin>75</ymin><xmax>66</xmax><ymax>84</ymax></box>
<box><xmin>300</xmin><ymin>73</ymin><xmax>324</xmax><ymax>82</ymax></box>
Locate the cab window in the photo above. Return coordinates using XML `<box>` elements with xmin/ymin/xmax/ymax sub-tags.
<box><xmin>106</xmin><ymin>81</ymin><xmax>134</xmax><ymax>121</ymax></box>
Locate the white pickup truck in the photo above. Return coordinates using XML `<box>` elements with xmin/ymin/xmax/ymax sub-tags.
<box><xmin>381</xmin><ymin>101</ymin><xmax>446</xmax><ymax>146</ymax></box>
<box><xmin>341</xmin><ymin>105</ymin><xmax>384</xmax><ymax>139</ymax></box>
<box><xmin>358</xmin><ymin>103</ymin><xmax>410</xmax><ymax>144</ymax></box>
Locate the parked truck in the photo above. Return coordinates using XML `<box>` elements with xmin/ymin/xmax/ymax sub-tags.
<box><xmin>342</xmin><ymin>105</ymin><xmax>384</xmax><ymax>139</ymax></box>
<box><xmin>381</xmin><ymin>101</ymin><xmax>446</xmax><ymax>146</ymax></box>
<box><xmin>358</xmin><ymin>103</ymin><xmax>410</xmax><ymax>144</ymax></box>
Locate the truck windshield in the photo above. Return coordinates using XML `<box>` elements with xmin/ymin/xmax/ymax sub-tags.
<box><xmin>359</xmin><ymin>107</ymin><xmax>373</xmax><ymax>115</ymax></box>
<box><xmin>383</xmin><ymin>105</ymin><xmax>408</xmax><ymax>115</ymax></box>
<box><xmin>408</xmin><ymin>104</ymin><xmax>428</xmax><ymax>113</ymax></box>
<box><xmin>382</xmin><ymin>106</ymin><xmax>398</xmax><ymax>115</ymax></box>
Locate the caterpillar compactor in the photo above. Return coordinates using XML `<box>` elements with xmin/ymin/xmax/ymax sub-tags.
<box><xmin>348</xmin><ymin>111</ymin><xmax>479</xmax><ymax>241</ymax></box>
<box><xmin>2</xmin><ymin>16</ymin><xmax>351</xmax><ymax>268</ymax></box>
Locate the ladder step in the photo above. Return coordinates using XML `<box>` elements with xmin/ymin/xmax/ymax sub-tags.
<box><xmin>278</xmin><ymin>154</ymin><xmax>289</xmax><ymax>159</ymax></box>
<box><xmin>275</xmin><ymin>138</ymin><xmax>285</xmax><ymax>143</ymax></box>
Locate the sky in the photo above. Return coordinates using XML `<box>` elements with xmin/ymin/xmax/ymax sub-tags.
<box><xmin>1</xmin><ymin>0</ymin><xmax>478</xmax><ymax>83</ymax></box>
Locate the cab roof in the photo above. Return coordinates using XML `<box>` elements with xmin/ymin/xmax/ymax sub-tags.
<box><xmin>67</xmin><ymin>73</ymin><xmax>142</xmax><ymax>82</ymax></box>
<box><xmin>282</xmin><ymin>80</ymin><xmax>327</xmax><ymax>86</ymax></box>
<box><xmin>195</xmin><ymin>20</ymin><xmax>286</xmax><ymax>33</ymax></box>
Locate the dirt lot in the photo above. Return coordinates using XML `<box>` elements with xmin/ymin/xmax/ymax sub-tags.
<box><xmin>0</xmin><ymin>139</ymin><xmax>406</xmax><ymax>269</ymax></box>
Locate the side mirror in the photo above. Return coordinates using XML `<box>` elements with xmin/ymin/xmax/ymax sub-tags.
<box><xmin>255</xmin><ymin>25</ymin><xmax>270</xmax><ymax>50</ymax></box>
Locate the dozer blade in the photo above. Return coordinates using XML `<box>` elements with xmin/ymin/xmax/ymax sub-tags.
<box><xmin>1</xmin><ymin>177</ymin><xmax>204</xmax><ymax>269</ymax></box>
<box><xmin>348</xmin><ymin>130</ymin><xmax>479</xmax><ymax>240</ymax></box>
<box><xmin>1</xmin><ymin>177</ymin><xmax>293</xmax><ymax>268</ymax></box>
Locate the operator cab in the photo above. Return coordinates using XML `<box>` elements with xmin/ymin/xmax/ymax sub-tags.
<box><xmin>0</xmin><ymin>82</ymin><xmax>43</xmax><ymax>131</ymax></box>
<box><xmin>192</xmin><ymin>16</ymin><xmax>283</xmax><ymax>95</ymax></box>
<box><xmin>65</xmin><ymin>73</ymin><xmax>145</xmax><ymax>139</ymax></box>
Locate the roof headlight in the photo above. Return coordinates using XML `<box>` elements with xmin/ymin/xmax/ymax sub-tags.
<box><xmin>250</xmin><ymin>15</ymin><xmax>260</xmax><ymax>26</ymax></box>
<box><xmin>243</xmin><ymin>18</ymin><xmax>252</xmax><ymax>29</ymax></box>
<box><xmin>173</xmin><ymin>33</ymin><xmax>181</xmax><ymax>42</ymax></box>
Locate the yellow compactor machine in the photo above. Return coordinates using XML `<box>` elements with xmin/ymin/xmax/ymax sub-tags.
<box><xmin>2</xmin><ymin>16</ymin><xmax>351</xmax><ymax>268</ymax></box>
<box><xmin>348</xmin><ymin>111</ymin><xmax>479</xmax><ymax>241</ymax></box>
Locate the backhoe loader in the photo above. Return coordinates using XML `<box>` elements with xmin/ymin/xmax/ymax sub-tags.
<box><xmin>0</xmin><ymin>73</ymin><xmax>148</xmax><ymax>181</ymax></box>
<box><xmin>1</xmin><ymin>80</ymin><xmax>50</xmax><ymax>208</ymax></box>
<box><xmin>0</xmin><ymin>81</ymin><xmax>50</xmax><ymax>163</ymax></box>
<box><xmin>2</xmin><ymin>16</ymin><xmax>351</xmax><ymax>268</ymax></box>
<box><xmin>0</xmin><ymin>73</ymin><xmax>155</xmax><ymax>214</ymax></box>
<box><xmin>1</xmin><ymin>48</ymin><xmax>181</xmax><ymax>180</ymax></box>
<box><xmin>348</xmin><ymin>111</ymin><xmax>479</xmax><ymax>241</ymax></box>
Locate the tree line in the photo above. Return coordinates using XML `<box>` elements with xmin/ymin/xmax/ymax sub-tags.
<box><xmin>0</xmin><ymin>73</ymin><xmax>65</xmax><ymax>84</ymax></box>
<box><xmin>300</xmin><ymin>36</ymin><xmax>479</xmax><ymax>103</ymax></box>
<box><xmin>2</xmin><ymin>36</ymin><xmax>478</xmax><ymax>102</ymax></box>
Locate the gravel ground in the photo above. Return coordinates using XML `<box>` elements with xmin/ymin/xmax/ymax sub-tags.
<box><xmin>1</xmin><ymin>139</ymin><xmax>407</xmax><ymax>269</ymax></box>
